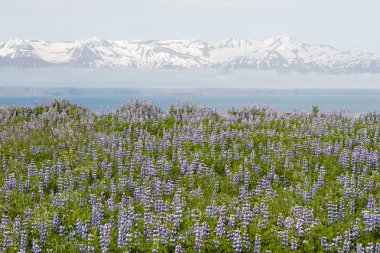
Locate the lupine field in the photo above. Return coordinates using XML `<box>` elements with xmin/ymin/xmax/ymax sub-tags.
<box><xmin>1</xmin><ymin>99</ymin><xmax>380</xmax><ymax>252</ymax></box>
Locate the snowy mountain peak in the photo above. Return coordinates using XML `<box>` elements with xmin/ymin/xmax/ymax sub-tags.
<box><xmin>3</xmin><ymin>38</ymin><xmax>33</xmax><ymax>50</ymax></box>
<box><xmin>0</xmin><ymin>36</ymin><xmax>379</xmax><ymax>73</ymax></box>
<box><xmin>263</xmin><ymin>36</ymin><xmax>305</xmax><ymax>49</ymax></box>
<box><xmin>216</xmin><ymin>38</ymin><xmax>254</xmax><ymax>48</ymax></box>
<box><xmin>0</xmin><ymin>38</ymin><xmax>36</xmax><ymax>59</ymax></box>
<box><xmin>75</xmin><ymin>37</ymin><xmax>112</xmax><ymax>48</ymax></box>
<box><xmin>83</xmin><ymin>36</ymin><xmax>101</xmax><ymax>43</ymax></box>
<box><xmin>5</xmin><ymin>38</ymin><xmax>27</xmax><ymax>46</ymax></box>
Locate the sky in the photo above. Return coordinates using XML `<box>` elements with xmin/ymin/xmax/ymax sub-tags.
<box><xmin>0</xmin><ymin>0</ymin><xmax>379</xmax><ymax>53</ymax></box>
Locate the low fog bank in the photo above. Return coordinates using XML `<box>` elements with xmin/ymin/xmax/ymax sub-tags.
<box><xmin>1</xmin><ymin>67</ymin><xmax>380</xmax><ymax>90</ymax></box>
<box><xmin>3</xmin><ymin>87</ymin><xmax>380</xmax><ymax>97</ymax></box>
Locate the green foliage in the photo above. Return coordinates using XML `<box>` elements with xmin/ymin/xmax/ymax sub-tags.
<box><xmin>312</xmin><ymin>105</ymin><xmax>319</xmax><ymax>117</ymax></box>
<box><xmin>0</xmin><ymin>100</ymin><xmax>379</xmax><ymax>252</ymax></box>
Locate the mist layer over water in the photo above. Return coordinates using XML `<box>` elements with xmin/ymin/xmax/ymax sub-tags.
<box><xmin>1</xmin><ymin>67</ymin><xmax>380</xmax><ymax>113</ymax></box>
<box><xmin>1</xmin><ymin>68</ymin><xmax>380</xmax><ymax>88</ymax></box>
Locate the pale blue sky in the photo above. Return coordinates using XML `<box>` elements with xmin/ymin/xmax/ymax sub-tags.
<box><xmin>0</xmin><ymin>0</ymin><xmax>379</xmax><ymax>53</ymax></box>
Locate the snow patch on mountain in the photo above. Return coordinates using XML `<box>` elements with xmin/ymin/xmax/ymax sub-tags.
<box><xmin>0</xmin><ymin>36</ymin><xmax>379</xmax><ymax>73</ymax></box>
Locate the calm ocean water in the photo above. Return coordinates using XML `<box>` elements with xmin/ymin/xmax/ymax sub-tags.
<box><xmin>1</xmin><ymin>92</ymin><xmax>380</xmax><ymax>113</ymax></box>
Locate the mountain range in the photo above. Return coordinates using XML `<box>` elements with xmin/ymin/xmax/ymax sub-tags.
<box><xmin>0</xmin><ymin>36</ymin><xmax>379</xmax><ymax>74</ymax></box>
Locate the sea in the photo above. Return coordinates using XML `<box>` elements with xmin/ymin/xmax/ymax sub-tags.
<box><xmin>1</xmin><ymin>88</ymin><xmax>380</xmax><ymax>114</ymax></box>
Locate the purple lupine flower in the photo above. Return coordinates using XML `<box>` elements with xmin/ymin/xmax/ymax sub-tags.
<box><xmin>194</xmin><ymin>222</ymin><xmax>203</xmax><ymax>251</ymax></box>
<box><xmin>76</xmin><ymin>218</ymin><xmax>83</xmax><ymax>237</ymax></box>
<box><xmin>117</xmin><ymin>224</ymin><xmax>126</xmax><ymax>248</ymax></box>
<box><xmin>100</xmin><ymin>223</ymin><xmax>111</xmax><ymax>253</ymax></box>
<box><xmin>363</xmin><ymin>211</ymin><xmax>376</xmax><ymax>232</ymax></box>
<box><xmin>352</xmin><ymin>224</ymin><xmax>360</xmax><ymax>239</ymax></box>
<box><xmin>232</xmin><ymin>230</ymin><xmax>242</xmax><ymax>252</ymax></box>
<box><xmin>303</xmin><ymin>190</ymin><xmax>311</xmax><ymax>204</ymax></box>
<box><xmin>277</xmin><ymin>213</ymin><xmax>284</xmax><ymax>227</ymax></box>
<box><xmin>244</xmin><ymin>170</ymin><xmax>250</xmax><ymax>189</ymax></box>
<box><xmin>233</xmin><ymin>173</ymin><xmax>240</xmax><ymax>186</ymax></box>
<box><xmin>241</xmin><ymin>201</ymin><xmax>253</xmax><ymax>228</ymax></box>
<box><xmin>367</xmin><ymin>195</ymin><xmax>377</xmax><ymax>210</ymax></box>
<box><xmin>343</xmin><ymin>238</ymin><xmax>351</xmax><ymax>252</ymax></box>
<box><xmin>8</xmin><ymin>173</ymin><xmax>16</xmax><ymax>190</ymax></box>
<box><xmin>40</xmin><ymin>222</ymin><xmax>47</xmax><ymax>244</ymax></box>
<box><xmin>13</xmin><ymin>215</ymin><xmax>21</xmax><ymax>238</ymax></box>
<box><xmin>228</xmin><ymin>214</ymin><xmax>236</xmax><ymax>228</ymax></box>
<box><xmin>278</xmin><ymin>230</ymin><xmax>289</xmax><ymax>247</ymax></box>
<box><xmin>53</xmin><ymin>212</ymin><xmax>60</xmax><ymax>230</ymax></box>
<box><xmin>349</xmin><ymin>200</ymin><xmax>356</xmax><ymax>215</ymax></box>
<box><xmin>106</xmin><ymin>196</ymin><xmax>115</xmax><ymax>213</ymax></box>
<box><xmin>291</xmin><ymin>237</ymin><xmax>298</xmax><ymax>250</ymax></box>
<box><xmin>367</xmin><ymin>242</ymin><xmax>374</xmax><ymax>253</ymax></box>
<box><xmin>205</xmin><ymin>204</ymin><xmax>218</xmax><ymax>219</ymax></box>
<box><xmin>125</xmin><ymin>231</ymin><xmax>133</xmax><ymax>244</ymax></box>
<box><xmin>284</xmin><ymin>217</ymin><xmax>294</xmax><ymax>229</ymax></box>
<box><xmin>357</xmin><ymin>243</ymin><xmax>365</xmax><ymax>253</ymax></box>
<box><xmin>5</xmin><ymin>192</ymin><xmax>11</xmax><ymax>203</ymax></box>
<box><xmin>376</xmin><ymin>243</ymin><xmax>380</xmax><ymax>253</ymax></box>
<box><xmin>59</xmin><ymin>225</ymin><xmax>65</xmax><ymax>236</ymax></box>
<box><xmin>20</xmin><ymin>231</ymin><xmax>27</xmax><ymax>253</ymax></box>
<box><xmin>32</xmin><ymin>240</ymin><xmax>42</xmax><ymax>253</ymax></box>
<box><xmin>215</xmin><ymin>216</ymin><xmax>226</xmax><ymax>239</ymax></box>
<box><xmin>173</xmin><ymin>190</ymin><xmax>183</xmax><ymax>230</ymax></box>
<box><xmin>243</xmin><ymin>232</ymin><xmax>250</xmax><ymax>251</ymax></box>
<box><xmin>87</xmin><ymin>234</ymin><xmax>95</xmax><ymax>253</ymax></box>
<box><xmin>2</xmin><ymin>155</ymin><xmax>8</xmax><ymax>171</ymax></box>
<box><xmin>27</xmin><ymin>161</ymin><xmax>36</xmax><ymax>178</ymax></box>
<box><xmin>159</xmin><ymin>223</ymin><xmax>169</xmax><ymax>245</ymax></box>
<box><xmin>202</xmin><ymin>222</ymin><xmax>210</xmax><ymax>239</ymax></box>
<box><xmin>175</xmin><ymin>244</ymin><xmax>184</xmax><ymax>253</ymax></box>
<box><xmin>321</xmin><ymin>237</ymin><xmax>331</xmax><ymax>251</ymax></box>
<box><xmin>91</xmin><ymin>201</ymin><xmax>104</xmax><ymax>228</ymax></box>
<box><xmin>327</xmin><ymin>202</ymin><xmax>338</xmax><ymax>224</ymax></box>
<box><xmin>332</xmin><ymin>236</ymin><xmax>342</xmax><ymax>248</ymax></box>
<box><xmin>339</xmin><ymin>197</ymin><xmax>345</xmax><ymax>221</ymax></box>
<box><xmin>2</xmin><ymin>230</ymin><xmax>12</xmax><ymax>251</ymax></box>
<box><xmin>339</xmin><ymin>151</ymin><xmax>350</xmax><ymax>168</ymax></box>
<box><xmin>82</xmin><ymin>220</ymin><xmax>90</xmax><ymax>239</ymax></box>
<box><xmin>295</xmin><ymin>218</ymin><xmax>304</xmax><ymax>235</ymax></box>
<box><xmin>254</xmin><ymin>234</ymin><xmax>261</xmax><ymax>253</ymax></box>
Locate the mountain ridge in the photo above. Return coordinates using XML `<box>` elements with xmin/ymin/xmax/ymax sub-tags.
<box><xmin>1</xmin><ymin>36</ymin><xmax>379</xmax><ymax>74</ymax></box>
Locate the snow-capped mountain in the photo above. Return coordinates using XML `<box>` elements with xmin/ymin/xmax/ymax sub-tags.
<box><xmin>0</xmin><ymin>36</ymin><xmax>379</xmax><ymax>74</ymax></box>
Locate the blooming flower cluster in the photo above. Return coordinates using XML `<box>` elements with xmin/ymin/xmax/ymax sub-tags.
<box><xmin>0</xmin><ymin>100</ymin><xmax>380</xmax><ymax>252</ymax></box>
